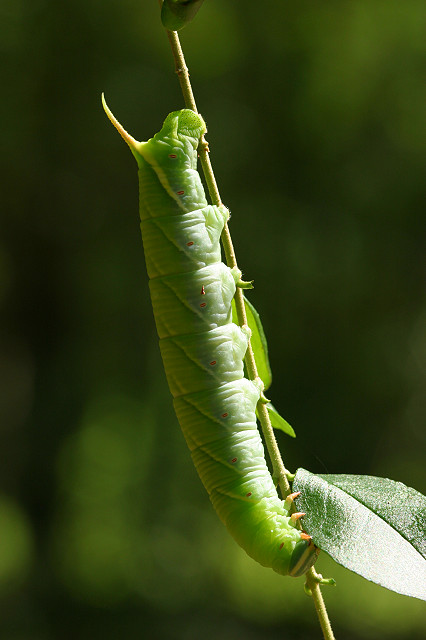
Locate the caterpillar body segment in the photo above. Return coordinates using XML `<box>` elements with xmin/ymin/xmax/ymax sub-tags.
<box><xmin>103</xmin><ymin>99</ymin><xmax>318</xmax><ymax>576</ymax></box>
<box><xmin>141</xmin><ymin>205</ymin><xmax>229</xmax><ymax>278</ymax></box>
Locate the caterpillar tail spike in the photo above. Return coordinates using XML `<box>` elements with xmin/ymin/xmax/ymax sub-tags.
<box><xmin>101</xmin><ymin>94</ymin><xmax>143</xmax><ymax>162</ymax></box>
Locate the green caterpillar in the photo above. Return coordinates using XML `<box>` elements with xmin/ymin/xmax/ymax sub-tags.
<box><xmin>102</xmin><ymin>98</ymin><xmax>318</xmax><ymax>577</ymax></box>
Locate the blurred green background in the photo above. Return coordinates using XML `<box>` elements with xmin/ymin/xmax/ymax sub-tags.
<box><xmin>1</xmin><ymin>0</ymin><xmax>425</xmax><ymax>638</ymax></box>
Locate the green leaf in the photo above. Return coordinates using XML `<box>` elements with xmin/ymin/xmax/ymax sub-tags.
<box><xmin>232</xmin><ymin>298</ymin><xmax>293</xmax><ymax>436</ymax></box>
<box><xmin>293</xmin><ymin>469</ymin><xmax>426</xmax><ymax>601</ymax></box>
<box><xmin>232</xmin><ymin>296</ymin><xmax>272</xmax><ymax>390</ymax></box>
<box><xmin>265</xmin><ymin>403</ymin><xmax>296</xmax><ymax>438</ymax></box>
<box><xmin>161</xmin><ymin>0</ymin><xmax>205</xmax><ymax>31</ymax></box>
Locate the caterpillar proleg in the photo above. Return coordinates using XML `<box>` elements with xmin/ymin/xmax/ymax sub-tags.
<box><xmin>102</xmin><ymin>98</ymin><xmax>318</xmax><ymax>577</ymax></box>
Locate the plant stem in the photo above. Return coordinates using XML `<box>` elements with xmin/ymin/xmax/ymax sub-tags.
<box><xmin>306</xmin><ymin>569</ymin><xmax>336</xmax><ymax>640</ymax></box>
<box><xmin>164</xmin><ymin>24</ymin><xmax>335</xmax><ymax>640</ymax></box>
<box><xmin>165</xmin><ymin>27</ymin><xmax>290</xmax><ymax>497</ymax></box>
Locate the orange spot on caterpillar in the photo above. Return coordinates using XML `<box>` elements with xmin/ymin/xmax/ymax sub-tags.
<box><xmin>200</xmin><ymin>286</ymin><xmax>205</xmax><ymax>294</ymax></box>
<box><xmin>231</xmin><ymin>457</ymin><xmax>237</xmax><ymax>463</ymax></box>
<box><xmin>300</xmin><ymin>532</ymin><xmax>312</xmax><ymax>541</ymax></box>
<box><xmin>200</xmin><ymin>302</ymin><xmax>206</xmax><ymax>308</ymax></box>
<box><xmin>177</xmin><ymin>190</ymin><xmax>185</xmax><ymax>195</ymax></box>
<box><xmin>246</xmin><ymin>492</ymin><xmax>252</xmax><ymax>498</ymax></box>
<box><xmin>279</xmin><ymin>542</ymin><xmax>284</xmax><ymax>550</ymax></box>
<box><xmin>169</xmin><ymin>154</ymin><xmax>177</xmax><ymax>158</ymax></box>
<box><xmin>209</xmin><ymin>361</ymin><xmax>216</xmax><ymax>366</ymax></box>
<box><xmin>186</xmin><ymin>241</ymin><xmax>194</xmax><ymax>246</ymax></box>
<box><xmin>222</xmin><ymin>413</ymin><xmax>228</xmax><ymax>418</ymax></box>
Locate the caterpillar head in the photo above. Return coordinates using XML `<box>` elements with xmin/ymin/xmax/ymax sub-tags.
<box><xmin>102</xmin><ymin>95</ymin><xmax>205</xmax><ymax>166</ymax></box>
<box><xmin>155</xmin><ymin>109</ymin><xmax>206</xmax><ymax>150</ymax></box>
<box><xmin>288</xmin><ymin>537</ymin><xmax>319</xmax><ymax>577</ymax></box>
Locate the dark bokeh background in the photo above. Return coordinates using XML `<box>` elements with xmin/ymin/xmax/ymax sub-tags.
<box><xmin>1</xmin><ymin>1</ymin><xmax>425</xmax><ymax>638</ymax></box>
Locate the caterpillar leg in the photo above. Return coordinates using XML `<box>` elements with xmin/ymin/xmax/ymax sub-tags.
<box><xmin>300</xmin><ymin>532</ymin><xmax>313</xmax><ymax>541</ymax></box>
<box><xmin>290</xmin><ymin>511</ymin><xmax>306</xmax><ymax>524</ymax></box>
<box><xmin>284</xmin><ymin>491</ymin><xmax>301</xmax><ymax>510</ymax></box>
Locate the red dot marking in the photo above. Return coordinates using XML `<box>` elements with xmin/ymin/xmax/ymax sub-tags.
<box><xmin>169</xmin><ymin>154</ymin><xmax>177</xmax><ymax>158</ymax></box>
<box><xmin>209</xmin><ymin>360</ymin><xmax>216</xmax><ymax>366</ymax></box>
<box><xmin>200</xmin><ymin>302</ymin><xmax>206</xmax><ymax>308</ymax></box>
<box><xmin>231</xmin><ymin>457</ymin><xmax>237</xmax><ymax>463</ymax></box>
<box><xmin>279</xmin><ymin>542</ymin><xmax>284</xmax><ymax>550</ymax></box>
<box><xmin>222</xmin><ymin>413</ymin><xmax>228</xmax><ymax>418</ymax></box>
<box><xmin>246</xmin><ymin>492</ymin><xmax>252</xmax><ymax>498</ymax></box>
<box><xmin>200</xmin><ymin>286</ymin><xmax>205</xmax><ymax>295</ymax></box>
<box><xmin>186</xmin><ymin>241</ymin><xmax>194</xmax><ymax>246</ymax></box>
<box><xmin>177</xmin><ymin>190</ymin><xmax>185</xmax><ymax>195</ymax></box>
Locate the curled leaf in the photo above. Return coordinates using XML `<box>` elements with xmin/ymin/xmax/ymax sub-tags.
<box><xmin>265</xmin><ymin>403</ymin><xmax>296</xmax><ymax>438</ymax></box>
<box><xmin>232</xmin><ymin>296</ymin><xmax>272</xmax><ymax>390</ymax></box>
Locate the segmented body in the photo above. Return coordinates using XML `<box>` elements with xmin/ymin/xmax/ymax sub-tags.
<box><xmin>103</xmin><ymin>102</ymin><xmax>318</xmax><ymax>576</ymax></box>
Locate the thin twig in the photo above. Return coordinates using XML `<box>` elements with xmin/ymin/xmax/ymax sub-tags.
<box><xmin>166</xmin><ymin>27</ymin><xmax>290</xmax><ymax>497</ymax></box>
<box><xmin>163</xmin><ymin>21</ymin><xmax>335</xmax><ymax>640</ymax></box>
<box><xmin>306</xmin><ymin>569</ymin><xmax>336</xmax><ymax>640</ymax></box>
